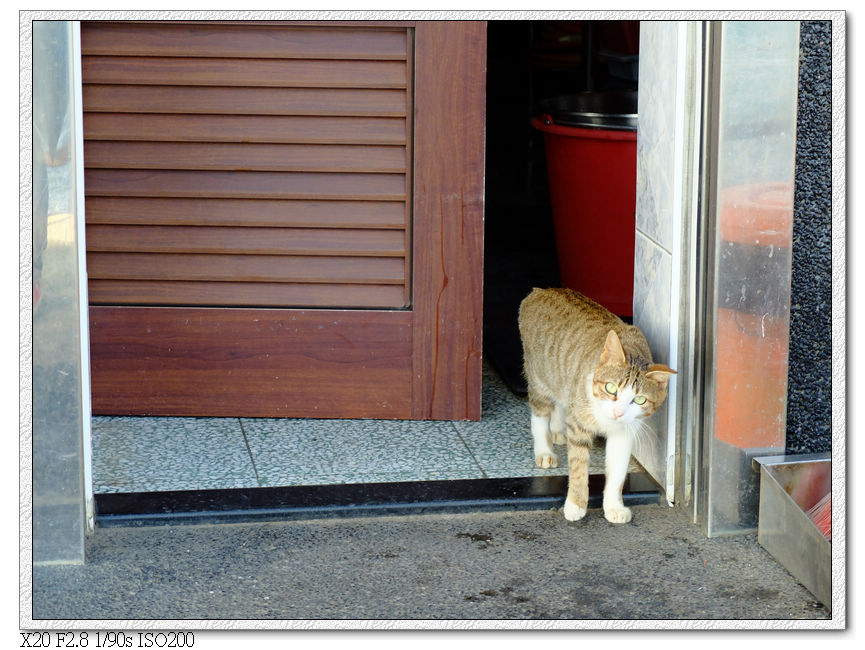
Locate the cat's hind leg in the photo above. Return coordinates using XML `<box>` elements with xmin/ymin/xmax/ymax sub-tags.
<box><xmin>549</xmin><ymin>402</ymin><xmax>568</xmax><ymax>445</ymax></box>
<box><xmin>527</xmin><ymin>386</ymin><xmax>558</xmax><ymax>468</ymax></box>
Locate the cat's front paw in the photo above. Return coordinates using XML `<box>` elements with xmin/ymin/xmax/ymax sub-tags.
<box><xmin>563</xmin><ymin>498</ymin><xmax>587</xmax><ymax>521</ymax></box>
<box><xmin>535</xmin><ymin>452</ymin><xmax>558</xmax><ymax>468</ymax></box>
<box><xmin>603</xmin><ymin>505</ymin><xmax>632</xmax><ymax>524</ymax></box>
<box><xmin>550</xmin><ymin>431</ymin><xmax>567</xmax><ymax>445</ymax></box>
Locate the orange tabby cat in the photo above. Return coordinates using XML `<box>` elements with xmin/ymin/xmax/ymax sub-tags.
<box><xmin>518</xmin><ymin>288</ymin><xmax>676</xmax><ymax>523</ymax></box>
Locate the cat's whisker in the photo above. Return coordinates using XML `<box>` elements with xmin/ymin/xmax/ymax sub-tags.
<box><xmin>628</xmin><ymin>419</ymin><xmax>657</xmax><ymax>459</ymax></box>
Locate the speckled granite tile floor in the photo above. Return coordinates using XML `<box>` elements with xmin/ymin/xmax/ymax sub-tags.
<box><xmin>91</xmin><ymin>362</ymin><xmax>641</xmax><ymax>494</ymax></box>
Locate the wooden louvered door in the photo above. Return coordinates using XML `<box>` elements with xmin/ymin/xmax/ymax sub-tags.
<box><xmin>83</xmin><ymin>21</ymin><xmax>485</xmax><ymax>419</ymax></box>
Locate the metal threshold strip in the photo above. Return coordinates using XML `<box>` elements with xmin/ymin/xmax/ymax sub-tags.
<box><xmin>94</xmin><ymin>474</ymin><xmax>661</xmax><ymax>527</ymax></box>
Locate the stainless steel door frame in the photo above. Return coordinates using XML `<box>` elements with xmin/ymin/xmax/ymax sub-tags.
<box><xmin>694</xmin><ymin>21</ymin><xmax>801</xmax><ymax>537</ymax></box>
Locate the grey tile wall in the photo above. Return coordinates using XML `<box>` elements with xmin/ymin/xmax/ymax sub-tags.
<box><xmin>632</xmin><ymin>21</ymin><xmax>690</xmax><ymax>492</ymax></box>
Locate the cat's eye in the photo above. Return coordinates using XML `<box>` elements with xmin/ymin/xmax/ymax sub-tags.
<box><xmin>604</xmin><ymin>382</ymin><xmax>618</xmax><ymax>396</ymax></box>
<box><xmin>633</xmin><ymin>395</ymin><xmax>647</xmax><ymax>405</ymax></box>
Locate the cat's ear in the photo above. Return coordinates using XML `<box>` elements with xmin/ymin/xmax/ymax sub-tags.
<box><xmin>600</xmin><ymin>330</ymin><xmax>626</xmax><ymax>366</ymax></box>
<box><xmin>646</xmin><ymin>364</ymin><xmax>677</xmax><ymax>388</ymax></box>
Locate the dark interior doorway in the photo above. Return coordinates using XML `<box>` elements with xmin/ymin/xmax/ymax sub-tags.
<box><xmin>483</xmin><ymin>20</ymin><xmax>640</xmax><ymax>394</ymax></box>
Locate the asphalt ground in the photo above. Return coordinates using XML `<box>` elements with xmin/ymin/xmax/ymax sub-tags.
<box><xmin>31</xmin><ymin>502</ymin><xmax>831</xmax><ymax>624</ymax></box>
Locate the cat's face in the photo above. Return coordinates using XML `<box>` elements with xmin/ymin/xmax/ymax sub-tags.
<box><xmin>591</xmin><ymin>366</ymin><xmax>669</xmax><ymax>424</ymax></box>
<box><xmin>590</xmin><ymin>330</ymin><xmax>676</xmax><ymax>426</ymax></box>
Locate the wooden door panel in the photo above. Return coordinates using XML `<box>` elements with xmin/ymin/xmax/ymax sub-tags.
<box><xmin>82</xmin><ymin>21</ymin><xmax>412</xmax><ymax>313</ymax></box>
<box><xmin>84</xmin><ymin>21</ymin><xmax>485</xmax><ymax>420</ymax></box>
<box><xmin>89</xmin><ymin>307</ymin><xmax>412</xmax><ymax>418</ymax></box>
<box><xmin>410</xmin><ymin>22</ymin><xmax>486</xmax><ymax>420</ymax></box>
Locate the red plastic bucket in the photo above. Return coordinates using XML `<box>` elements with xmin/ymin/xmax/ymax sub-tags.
<box><xmin>531</xmin><ymin>93</ymin><xmax>637</xmax><ymax>317</ymax></box>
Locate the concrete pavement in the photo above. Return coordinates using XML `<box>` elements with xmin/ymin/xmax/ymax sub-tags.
<box><xmin>31</xmin><ymin>503</ymin><xmax>831</xmax><ymax>623</ymax></box>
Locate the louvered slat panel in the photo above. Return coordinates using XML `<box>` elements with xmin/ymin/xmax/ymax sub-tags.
<box><xmin>81</xmin><ymin>23</ymin><xmax>408</xmax><ymax>60</ymax></box>
<box><xmin>88</xmin><ymin>281</ymin><xmax>407</xmax><ymax>309</ymax></box>
<box><xmin>82</xmin><ymin>56</ymin><xmax>408</xmax><ymax>88</ymax></box>
<box><xmin>84</xmin><ymin>142</ymin><xmax>407</xmax><ymax>173</ymax></box>
<box><xmin>86</xmin><ymin>226</ymin><xmax>405</xmax><ymax>257</ymax></box>
<box><xmin>85</xmin><ymin>170</ymin><xmax>406</xmax><ymax>201</ymax></box>
<box><xmin>84</xmin><ymin>114</ymin><xmax>406</xmax><ymax>145</ymax></box>
<box><xmin>82</xmin><ymin>22</ymin><xmax>412</xmax><ymax>310</ymax></box>
<box><xmin>85</xmin><ymin>198</ymin><xmax>406</xmax><ymax>229</ymax></box>
<box><xmin>88</xmin><ymin>253</ymin><xmax>406</xmax><ymax>285</ymax></box>
<box><xmin>83</xmin><ymin>85</ymin><xmax>408</xmax><ymax>116</ymax></box>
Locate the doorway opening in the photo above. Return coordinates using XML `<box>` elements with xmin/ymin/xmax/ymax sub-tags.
<box><xmin>483</xmin><ymin>20</ymin><xmax>641</xmax><ymax>394</ymax></box>
<box><xmin>90</xmin><ymin>20</ymin><xmax>656</xmax><ymax>518</ymax></box>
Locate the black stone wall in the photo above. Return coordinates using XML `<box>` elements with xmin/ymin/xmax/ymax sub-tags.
<box><xmin>785</xmin><ymin>21</ymin><xmax>833</xmax><ymax>453</ymax></box>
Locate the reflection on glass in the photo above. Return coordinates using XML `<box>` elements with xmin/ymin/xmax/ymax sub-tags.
<box><xmin>33</xmin><ymin>21</ymin><xmax>87</xmax><ymax>563</ymax></box>
<box><xmin>704</xmin><ymin>22</ymin><xmax>799</xmax><ymax>536</ymax></box>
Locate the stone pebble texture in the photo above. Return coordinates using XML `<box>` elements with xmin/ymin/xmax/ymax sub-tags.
<box><xmin>785</xmin><ymin>21</ymin><xmax>832</xmax><ymax>454</ymax></box>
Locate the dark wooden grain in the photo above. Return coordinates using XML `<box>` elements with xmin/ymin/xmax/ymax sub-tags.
<box><xmin>82</xmin><ymin>56</ymin><xmax>408</xmax><ymax>89</ymax></box>
<box><xmin>83</xmin><ymin>85</ymin><xmax>408</xmax><ymax>116</ymax></box>
<box><xmin>82</xmin><ymin>21</ymin><xmax>411</xmax><ymax>315</ymax></box>
<box><xmin>83</xmin><ymin>114</ymin><xmax>407</xmax><ymax>145</ymax></box>
<box><xmin>89</xmin><ymin>307</ymin><xmax>413</xmax><ymax>417</ymax></box>
<box><xmin>410</xmin><ymin>22</ymin><xmax>486</xmax><ymax>420</ymax></box>
<box><xmin>87</xmin><ymin>253</ymin><xmax>406</xmax><ymax>285</ymax></box>
<box><xmin>84</xmin><ymin>170</ymin><xmax>406</xmax><ymax>201</ymax></box>
<box><xmin>85</xmin><ymin>197</ymin><xmax>407</xmax><ymax>229</ymax></box>
<box><xmin>402</xmin><ymin>28</ymin><xmax>415</xmax><ymax>310</ymax></box>
<box><xmin>85</xmin><ymin>225</ymin><xmax>405</xmax><ymax>257</ymax></box>
<box><xmin>81</xmin><ymin>22</ymin><xmax>408</xmax><ymax>60</ymax></box>
<box><xmin>84</xmin><ymin>141</ymin><xmax>407</xmax><ymax>173</ymax></box>
<box><xmin>83</xmin><ymin>21</ymin><xmax>485</xmax><ymax>420</ymax></box>
<box><xmin>88</xmin><ymin>281</ymin><xmax>407</xmax><ymax>309</ymax></box>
